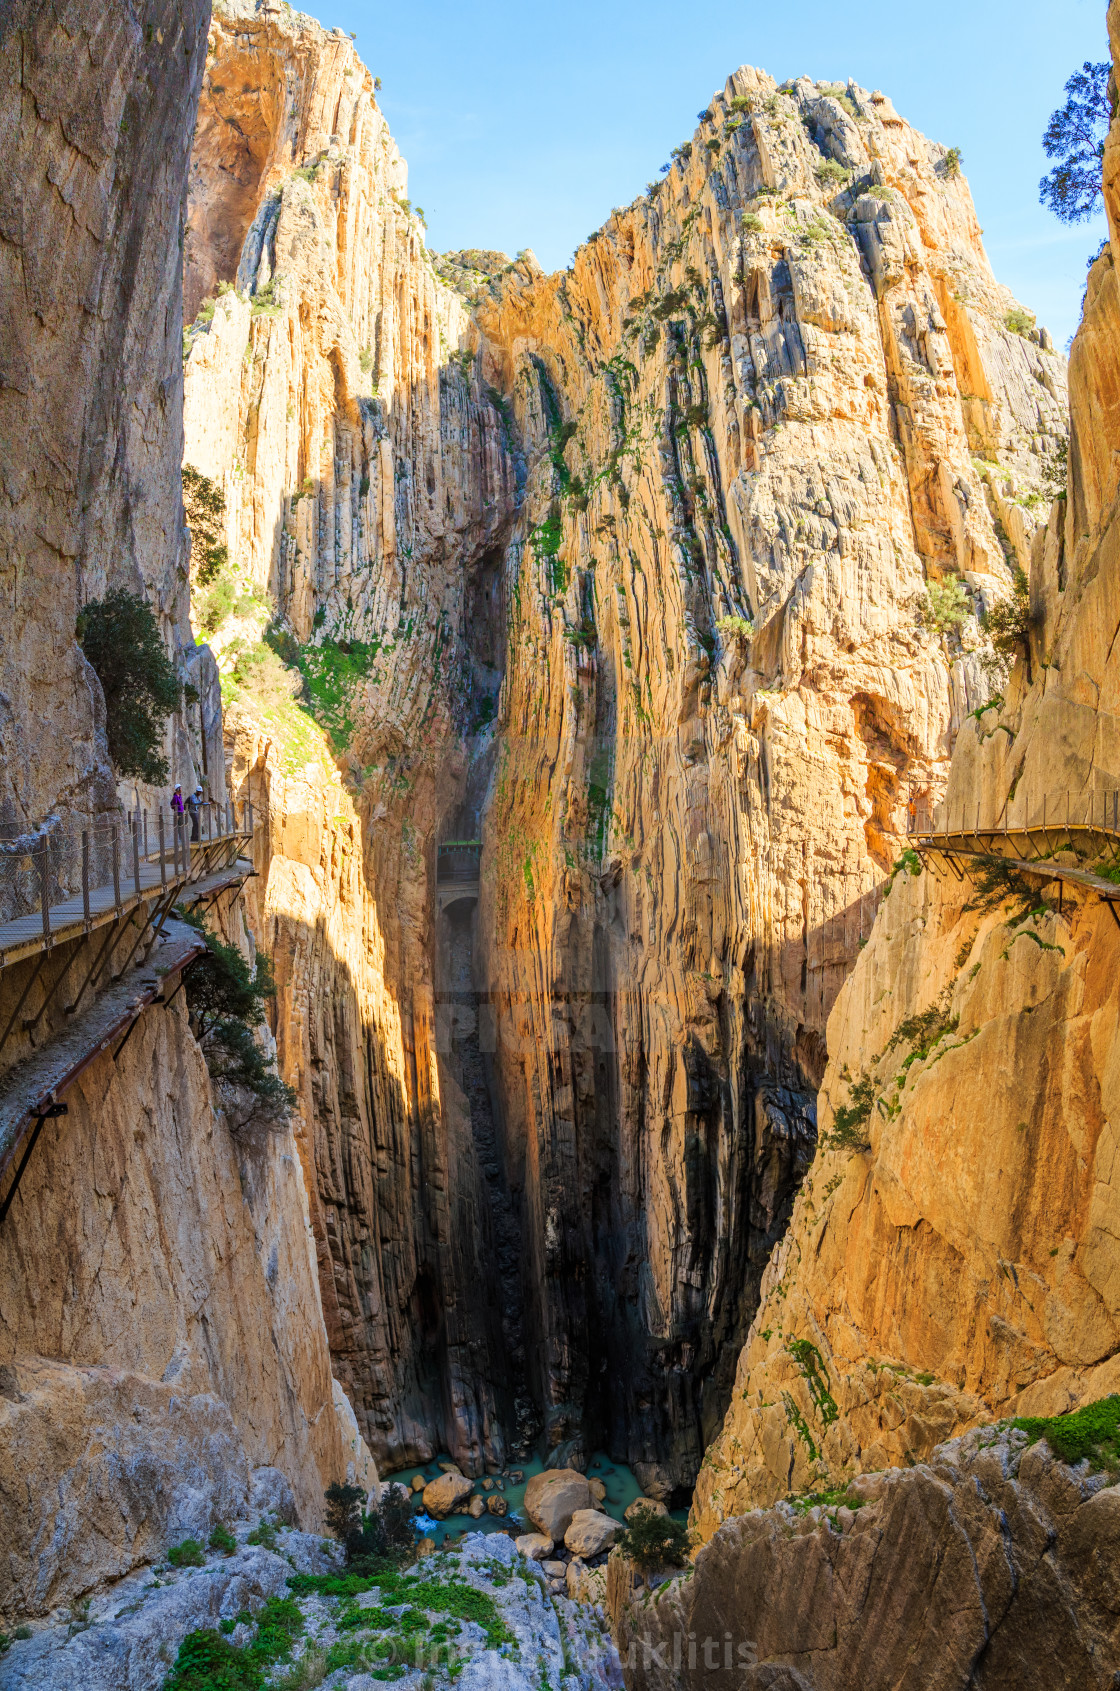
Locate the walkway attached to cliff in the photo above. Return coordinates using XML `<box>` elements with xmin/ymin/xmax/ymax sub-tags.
<box><xmin>436</xmin><ymin>839</ymin><xmax>482</xmax><ymax>913</ymax></box>
<box><xmin>907</xmin><ymin>800</ymin><xmax>1120</xmax><ymax>920</ymax></box>
<box><xmin>0</xmin><ymin>925</ymin><xmax>207</xmax><ymax>1225</ymax></box>
<box><xmin>0</xmin><ymin>803</ymin><xmax>254</xmax><ymax>972</ymax></box>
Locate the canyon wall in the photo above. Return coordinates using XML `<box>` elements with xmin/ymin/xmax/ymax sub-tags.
<box><xmin>690</xmin><ymin>7</ymin><xmax>1120</xmax><ymax>1545</ymax></box>
<box><xmin>0</xmin><ymin>0</ymin><xmax>376</xmax><ymax>1621</ymax></box>
<box><xmin>184</xmin><ymin>0</ymin><xmax>1068</xmax><ymax>1495</ymax></box>
<box><xmin>0</xmin><ymin>0</ymin><xmax>220</xmax><ymax>829</ymax></box>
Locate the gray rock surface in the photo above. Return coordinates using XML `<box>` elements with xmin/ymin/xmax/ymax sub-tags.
<box><xmin>0</xmin><ymin>1529</ymin><xmax>339</xmax><ymax>1691</ymax></box>
<box><xmin>615</xmin><ymin>1428</ymin><xmax>1120</xmax><ymax>1691</ymax></box>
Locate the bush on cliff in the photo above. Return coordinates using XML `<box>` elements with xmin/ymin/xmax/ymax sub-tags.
<box><xmin>181</xmin><ymin>914</ymin><xmax>295</xmax><ymax>1128</ymax></box>
<box><xmin>325</xmin><ymin>1482</ymin><xmax>418</xmax><ymax>1571</ymax></box>
<box><xmin>614</xmin><ymin>1509</ymin><xmax>692</xmax><ymax>1570</ymax></box>
<box><xmin>77</xmin><ymin>587</ymin><xmax>181</xmax><ymax>784</ymax></box>
<box><xmin>1012</xmin><ymin>1394</ymin><xmax>1120</xmax><ymax>1472</ymax></box>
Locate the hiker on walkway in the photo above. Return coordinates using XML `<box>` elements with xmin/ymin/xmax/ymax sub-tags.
<box><xmin>171</xmin><ymin>784</ymin><xmax>184</xmax><ymax>819</ymax></box>
<box><xmin>186</xmin><ymin>787</ymin><xmax>202</xmax><ymax>842</ymax></box>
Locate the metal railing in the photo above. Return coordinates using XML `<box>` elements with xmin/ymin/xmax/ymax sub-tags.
<box><xmin>906</xmin><ymin>789</ymin><xmax>1120</xmax><ymax>863</ymax></box>
<box><xmin>0</xmin><ymin>798</ymin><xmax>254</xmax><ymax>950</ymax></box>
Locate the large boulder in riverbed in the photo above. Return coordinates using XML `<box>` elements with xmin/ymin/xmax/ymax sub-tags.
<box><xmin>564</xmin><ymin>1509</ymin><xmax>621</xmax><ymax>1557</ymax></box>
<box><xmin>524</xmin><ymin>1469</ymin><xmax>591</xmax><ymax>1539</ymax></box>
<box><xmin>422</xmin><ymin>1471</ymin><xmax>473</xmax><ymax>1517</ymax></box>
<box><xmin>514</xmin><ymin>1533</ymin><xmax>554</xmax><ymax>1561</ymax></box>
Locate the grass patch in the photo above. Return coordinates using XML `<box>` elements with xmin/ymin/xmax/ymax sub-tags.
<box><xmin>1011</xmin><ymin>1395</ymin><xmax>1120</xmax><ymax>1471</ymax></box>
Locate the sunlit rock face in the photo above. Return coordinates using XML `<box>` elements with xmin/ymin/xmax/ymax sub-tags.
<box><xmin>185</xmin><ymin>2</ymin><xmax>1066</xmax><ymax>1491</ymax></box>
<box><xmin>691</xmin><ymin>12</ymin><xmax>1120</xmax><ymax>1548</ymax></box>
<box><xmin>0</xmin><ymin>1</ymin><xmax>375</xmax><ymax>1621</ymax></box>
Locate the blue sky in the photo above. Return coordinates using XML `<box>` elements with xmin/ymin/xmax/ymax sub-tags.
<box><xmin>324</xmin><ymin>0</ymin><xmax>1108</xmax><ymax>347</ymax></box>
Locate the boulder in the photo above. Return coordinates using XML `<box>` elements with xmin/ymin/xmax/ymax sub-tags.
<box><xmin>468</xmin><ymin>1496</ymin><xmax>486</xmax><ymax>1519</ymax></box>
<box><xmin>542</xmin><ymin>1559</ymin><xmax>568</xmax><ymax>1577</ymax></box>
<box><xmin>486</xmin><ymin>1494</ymin><xmax>508</xmax><ymax>1516</ymax></box>
<box><xmin>524</xmin><ymin>1469</ymin><xmax>591</xmax><ymax>1539</ymax></box>
<box><xmin>422</xmin><ymin>1471</ymin><xmax>473</xmax><ymax>1517</ymax></box>
<box><xmin>564</xmin><ymin>1509</ymin><xmax>621</xmax><ymax>1558</ymax></box>
<box><xmin>625</xmin><ymin>1496</ymin><xmax>668</xmax><ymax>1521</ymax></box>
<box><xmin>410</xmin><ymin>1475</ymin><xmax>426</xmax><ymax>1493</ymax></box>
<box><xmin>416</xmin><ymin>1536</ymin><xmax>436</xmax><ymax>1558</ymax></box>
<box><xmin>588</xmin><ymin>1478</ymin><xmax>607</xmax><ymax>1502</ymax></box>
<box><xmin>514</xmin><ymin>1533</ymin><xmax>554</xmax><ymax>1561</ymax></box>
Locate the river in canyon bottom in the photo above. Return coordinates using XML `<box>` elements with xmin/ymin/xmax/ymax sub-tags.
<box><xmin>385</xmin><ymin>1451</ymin><xmax>690</xmax><ymax>1547</ymax></box>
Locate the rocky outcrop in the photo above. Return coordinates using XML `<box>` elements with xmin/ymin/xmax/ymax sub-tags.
<box><xmin>183</xmin><ymin>1</ymin><xmax>1068</xmax><ymax>1494</ymax></box>
<box><xmin>618</xmin><ymin>1428</ymin><xmax>1120</xmax><ymax>1690</ymax></box>
<box><xmin>690</xmin><ymin>5</ymin><xmax>1119</xmax><ymax>1545</ymax></box>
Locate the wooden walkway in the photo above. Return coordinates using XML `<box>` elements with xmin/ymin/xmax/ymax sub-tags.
<box><xmin>0</xmin><ymin>832</ymin><xmax>250</xmax><ymax>971</ymax></box>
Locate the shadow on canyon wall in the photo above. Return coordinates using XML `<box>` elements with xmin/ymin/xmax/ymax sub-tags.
<box><xmin>260</xmin><ymin>843</ymin><xmax>879</xmax><ymax>1500</ymax></box>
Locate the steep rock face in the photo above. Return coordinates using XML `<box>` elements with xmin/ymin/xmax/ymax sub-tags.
<box><xmin>469</xmin><ymin>70</ymin><xmax>1064</xmax><ymax>1491</ymax></box>
<box><xmin>0</xmin><ymin>0</ymin><xmax>218</xmax><ymax>831</ymax></box>
<box><xmin>0</xmin><ymin>931</ymin><xmax>376</xmax><ymax>1619</ymax></box>
<box><xmin>185</xmin><ymin>0</ymin><xmax>524</xmax><ymax>1472</ymax></box>
<box><xmin>691</xmin><ymin>12</ymin><xmax>1118</xmax><ymax>1542</ymax></box>
<box><xmin>618</xmin><ymin>1429</ymin><xmax>1120</xmax><ymax>1690</ymax></box>
<box><xmin>183</xmin><ymin>5</ymin><xmax>1066</xmax><ymax>1490</ymax></box>
<box><xmin>0</xmin><ymin>2</ymin><xmax>375</xmax><ymax>1619</ymax></box>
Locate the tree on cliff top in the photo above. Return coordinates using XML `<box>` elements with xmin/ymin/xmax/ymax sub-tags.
<box><xmin>1039</xmin><ymin>60</ymin><xmax>1111</xmax><ymax>224</ymax></box>
<box><xmin>77</xmin><ymin>588</ymin><xmax>181</xmax><ymax>784</ymax></box>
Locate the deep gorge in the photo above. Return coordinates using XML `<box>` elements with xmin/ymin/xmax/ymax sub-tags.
<box><xmin>3</xmin><ymin>0</ymin><xmax>1119</xmax><ymax>1683</ymax></box>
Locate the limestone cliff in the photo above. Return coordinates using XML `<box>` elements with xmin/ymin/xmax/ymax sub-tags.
<box><xmin>620</xmin><ymin>1427</ymin><xmax>1120</xmax><ymax>1691</ymax></box>
<box><xmin>690</xmin><ymin>12</ymin><xmax>1120</xmax><ymax>1544</ymax></box>
<box><xmin>182</xmin><ymin>0</ymin><xmax>1067</xmax><ymax>1494</ymax></box>
<box><xmin>0</xmin><ymin>0</ymin><xmax>221</xmax><ymax>827</ymax></box>
<box><xmin>0</xmin><ymin>0</ymin><xmax>376</xmax><ymax>1622</ymax></box>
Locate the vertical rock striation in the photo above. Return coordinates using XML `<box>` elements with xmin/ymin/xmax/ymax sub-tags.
<box><xmin>0</xmin><ymin>0</ymin><xmax>219</xmax><ymax>830</ymax></box>
<box><xmin>691</xmin><ymin>11</ymin><xmax>1120</xmax><ymax>1545</ymax></box>
<box><xmin>0</xmin><ymin>0</ymin><xmax>376</xmax><ymax>1619</ymax></box>
<box><xmin>183</xmin><ymin>4</ymin><xmax>1067</xmax><ymax>1494</ymax></box>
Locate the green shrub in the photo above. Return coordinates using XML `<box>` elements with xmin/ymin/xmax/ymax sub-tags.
<box><xmin>13</xmin><ymin>1627</ymin><xmax>31</xmax><ymax>1642</ymax></box>
<box><xmin>183</xmin><ymin>465</ymin><xmax>228</xmax><ymax>585</ymax></box>
<box><xmin>164</xmin><ymin>1629</ymin><xmax>264</xmax><ymax>1691</ymax></box>
<box><xmin>981</xmin><ymin>568</ymin><xmax>1032</xmax><ymax>658</ymax></box>
<box><xmin>716</xmin><ymin>615</ymin><xmax>754</xmax><ymax>642</ymax></box>
<box><xmin>325</xmin><ymin>1482</ymin><xmax>365</xmax><ymax>1545</ymax></box>
<box><xmin>1004</xmin><ymin>306</ymin><xmax>1036</xmax><ymax>338</ymax></box>
<box><xmin>741</xmin><ymin>212</ymin><xmax>763</xmax><ymax>233</ymax></box>
<box><xmin>823</xmin><ymin>1073</ymin><xmax>875</xmax><ymax>1153</ymax></box>
<box><xmin>182</xmin><ymin>918</ymin><xmax>294</xmax><ymax>1126</ymax></box>
<box><xmin>1012</xmin><ymin>1395</ymin><xmax>1120</xmax><ymax>1470</ymax></box>
<box><xmin>815</xmin><ymin>158</ymin><xmax>850</xmax><ymax>187</ymax></box>
<box><xmin>926</xmin><ymin>577</ymin><xmax>970</xmax><ymax>633</ymax></box>
<box><xmin>347</xmin><ymin>1487</ymin><xmax>419</xmax><ymax>1571</ymax></box>
<box><xmin>77</xmin><ymin>588</ymin><xmax>182</xmax><ymax>783</ymax></box>
<box><xmin>209</xmin><ymin>1523</ymin><xmax>237</xmax><ymax>1555</ymax></box>
<box><xmin>944</xmin><ymin>146</ymin><xmax>962</xmax><ymax>177</ymax></box>
<box><xmin>247</xmin><ymin>1522</ymin><xmax>279</xmax><ymax>1551</ymax></box>
<box><xmin>615</xmin><ymin>1510</ymin><xmax>692</xmax><ymax>1570</ymax></box>
<box><xmin>167</xmin><ymin>1538</ymin><xmax>206</xmax><ymax>1568</ymax></box>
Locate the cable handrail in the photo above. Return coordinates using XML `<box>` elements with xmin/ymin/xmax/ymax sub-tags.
<box><xmin>0</xmin><ymin>798</ymin><xmax>255</xmax><ymax>955</ymax></box>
